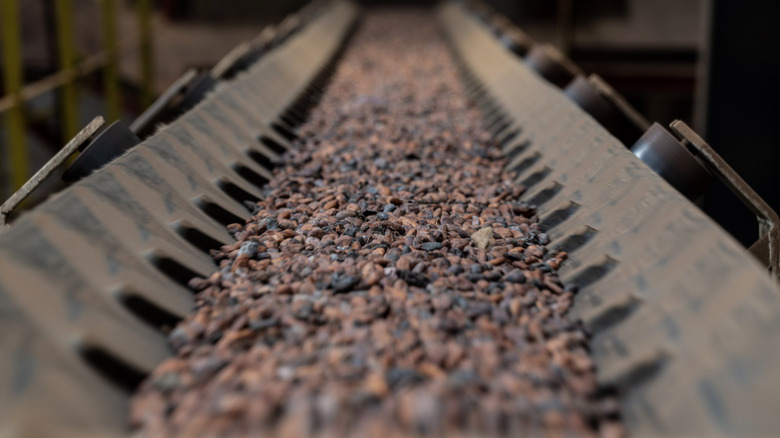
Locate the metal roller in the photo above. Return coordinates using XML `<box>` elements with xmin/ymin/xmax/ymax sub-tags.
<box><xmin>631</xmin><ymin>122</ymin><xmax>712</xmax><ymax>200</ymax></box>
<box><xmin>564</xmin><ymin>74</ymin><xmax>620</xmax><ymax>134</ymax></box>
<box><xmin>62</xmin><ymin>121</ymin><xmax>141</xmax><ymax>184</ymax></box>
<box><xmin>565</xmin><ymin>74</ymin><xmax>651</xmax><ymax>146</ymax></box>
<box><xmin>498</xmin><ymin>27</ymin><xmax>533</xmax><ymax>58</ymax></box>
<box><xmin>524</xmin><ymin>43</ymin><xmax>583</xmax><ymax>88</ymax></box>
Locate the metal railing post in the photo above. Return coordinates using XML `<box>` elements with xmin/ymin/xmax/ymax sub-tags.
<box><xmin>138</xmin><ymin>0</ymin><xmax>154</xmax><ymax>107</ymax></box>
<box><xmin>0</xmin><ymin>0</ymin><xmax>28</xmax><ymax>193</ymax></box>
<box><xmin>100</xmin><ymin>0</ymin><xmax>121</xmax><ymax>122</ymax></box>
<box><xmin>54</xmin><ymin>0</ymin><xmax>79</xmax><ymax>142</ymax></box>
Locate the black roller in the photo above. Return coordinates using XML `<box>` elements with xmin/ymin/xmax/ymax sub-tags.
<box><xmin>176</xmin><ymin>72</ymin><xmax>218</xmax><ymax>114</ymax></box>
<box><xmin>631</xmin><ymin>123</ymin><xmax>712</xmax><ymax>200</ymax></box>
<box><xmin>564</xmin><ymin>75</ymin><xmax>619</xmax><ymax>133</ymax></box>
<box><xmin>525</xmin><ymin>44</ymin><xmax>582</xmax><ymax>88</ymax></box>
<box><xmin>498</xmin><ymin>28</ymin><xmax>533</xmax><ymax>57</ymax></box>
<box><xmin>62</xmin><ymin>121</ymin><xmax>141</xmax><ymax>183</ymax></box>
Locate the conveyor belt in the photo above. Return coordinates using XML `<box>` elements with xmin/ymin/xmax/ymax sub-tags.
<box><xmin>1</xmin><ymin>1</ymin><xmax>779</xmax><ymax>436</ymax></box>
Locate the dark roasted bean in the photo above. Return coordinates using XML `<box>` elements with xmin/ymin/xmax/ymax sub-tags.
<box><xmin>331</xmin><ymin>274</ymin><xmax>362</xmax><ymax>293</ymax></box>
<box><xmin>484</xmin><ymin>271</ymin><xmax>502</xmax><ymax>282</ymax></box>
<box><xmin>447</xmin><ymin>265</ymin><xmax>464</xmax><ymax>275</ymax></box>
<box><xmin>504</xmin><ymin>251</ymin><xmax>524</xmax><ymax>262</ymax></box>
<box><xmin>421</xmin><ymin>242</ymin><xmax>443</xmax><ymax>252</ymax></box>
<box><xmin>506</xmin><ymin>270</ymin><xmax>527</xmax><ymax>284</ymax></box>
<box><xmin>398</xmin><ymin>270</ymin><xmax>428</xmax><ymax>288</ymax></box>
<box><xmin>467</xmin><ymin>273</ymin><xmax>483</xmax><ymax>282</ymax></box>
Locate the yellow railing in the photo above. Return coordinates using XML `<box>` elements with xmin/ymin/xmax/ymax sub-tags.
<box><xmin>0</xmin><ymin>0</ymin><xmax>154</xmax><ymax>196</ymax></box>
<box><xmin>1</xmin><ymin>0</ymin><xmax>27</xmax><ymax>192</ymax></box>
<box><xmin>101</xmin><ymin>0</ymin><xmax>121</xmax><ymax>122</ymax></box>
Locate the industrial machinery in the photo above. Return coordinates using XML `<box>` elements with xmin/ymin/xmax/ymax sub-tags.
<box><xmin>1</xmin><ymin>1</ymin><xmax>778</xmax><ymax>436</ymax></box>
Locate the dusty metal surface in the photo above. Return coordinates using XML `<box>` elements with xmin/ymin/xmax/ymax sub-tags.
<box><xmin>0</xmin><ymin>116</ymin><xmax>105</xmax><ymax>231</ymax></box>
<box><xmin>0</xmin><ymin>2</ymin><xmax>358</xmax><ymax>436</ymax></box>
<box><xmin>440</xmin><ymin>2</ymin><xmax>780</xmax><ymax>436</ymax></box>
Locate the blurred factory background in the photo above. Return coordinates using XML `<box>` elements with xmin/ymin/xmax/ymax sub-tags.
<box><xmin>1</xmin><ymin>0</ymin><xmax>778</xmax><ymax>246</ymax></box>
